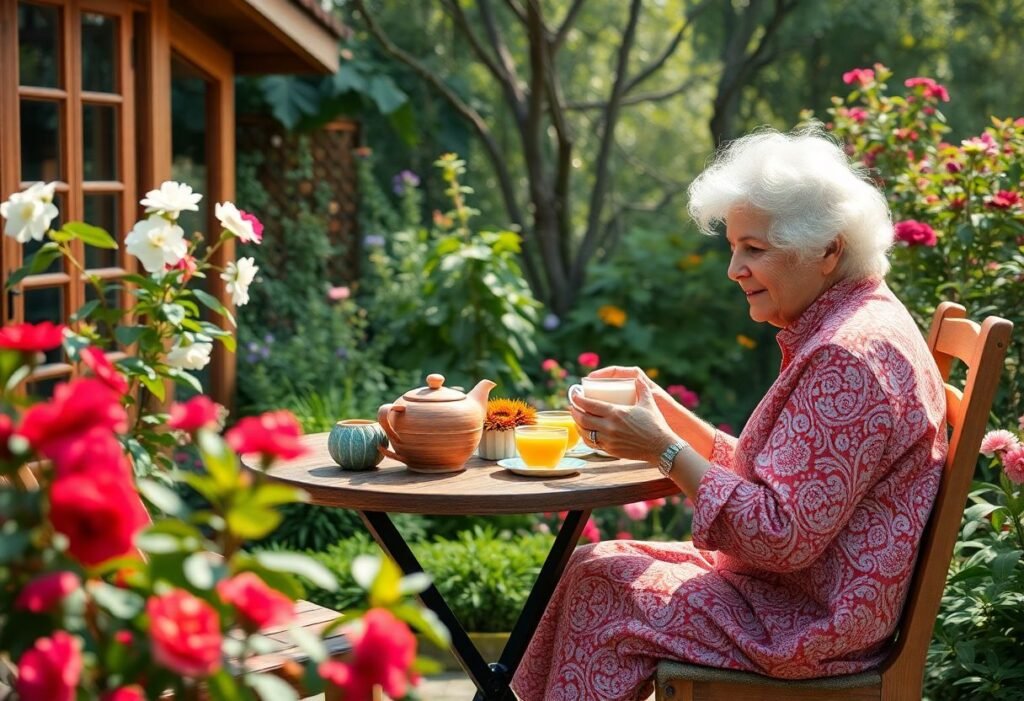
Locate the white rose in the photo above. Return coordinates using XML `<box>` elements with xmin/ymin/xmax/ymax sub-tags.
<box><xmin>140</xmin><ymin>181</ymin><xmax>202</xmax><ymax>219</ymax></box>
<box><xmin>165</xmin><ymin>338</ymin><xmax>212</xmax><ymax>370</ymax></box>
<box><xmin>220</xmin><ymin>257</ymin><xmax>258</xmax><ymax>306</ymax></box>
<box><xmin>126</xmin><ymin>214</ymin><xmax>187</xmax><ymax>273</ymax></box>
<box><xmin>0</xmin><ymin>182</ymin><xmax>59</xmax><ymax>243</ymax></box>
<box><xmin>215</xmin><ymin>201</ymin><xmax>258</xmax><ymax>242</ymax></box>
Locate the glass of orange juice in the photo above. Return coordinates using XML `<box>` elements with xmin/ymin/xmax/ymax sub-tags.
<box><xmin>534</xmin><ymin>411</ymin><xmax>581</xmax><ymax>451</ymax></box>
<box><xmin>514</xmin><ymin>425</ymin><xmax>569</xmax><ymax>468</ymax></box>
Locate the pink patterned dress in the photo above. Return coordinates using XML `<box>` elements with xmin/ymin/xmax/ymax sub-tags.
<box><xmin>512</xmin><ymin>277</ymin><xmax>947</xmax><ymax>701</ymax></box>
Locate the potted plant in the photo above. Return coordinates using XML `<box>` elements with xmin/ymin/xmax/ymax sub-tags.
<box><xmin>478</xmin><ymin>399</ymin><xmax>536</xmax><ymax>460</ymax></box>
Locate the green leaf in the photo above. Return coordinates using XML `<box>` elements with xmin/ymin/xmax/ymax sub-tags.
<box><xmin>227</xmin><ymin>504</ymin><xmax>282</xmax><ymax>540</ymax></box>
<box><xmin>205</xmin><ymin>669</ymin><xmax>246</xmax><ymax>701</ymax></box>
<box><xmin>193</xmin><ymin>289</ymin><xmax>236</xmax><ymax>327</ymax></box>
<box><xmin>160</xmin><ymin>303</ymin><xmax>187</xmax><ymax>326</ymax></box>
<box><xmin>251</xmin><ymin>483</ymin><xmax>308</xmax><ymax>508</ymax></box>
<box><xmin>183</xmin><ymin>552</ymin><xmax>218</xmax><ymax>590</ymax></box>
<box><xmin>0</xmin><ymin>531</ymin><xmax>31</xmax><ymax>564</ymax></box>
<box><xmin>260</xmin><ymin>75</ymin><xmax>320</xmax><ymax>129</ymax></box>
<box><xmin>255</xmin><ymin>551</ymin><xmax>337</xmax><ymax>591</ymax></box>
<box><xmin>69</xmin><ymin>299</ymin><xmax>101</xmax><ymax>323</ymax></box>
<box><xmin>137</xmin><ymin>478</ymin><xmax>185</xmax><ymax>517</ymax></box>
<box><xmin>367</xmin><ymin>74</ymin><xmax>407</xmax><ymax>114</ymax></box>
<box><xmin>991</xmin><ymin>550</ymin><xmax>1023</xmax><ymax>582</ymax></box>
<box><xmin>368</xmin><ymin>555</ymin><xmax>403</xmax><ymax>606</ymax></box>
<box><xmin>197</xmin><ymin>429</ymin><xmax>239</xmax><ymax>490</ymax></box>
<box><xmin>138</xmin><ymin>373</ymin><xmax>166</xmax><ymax>402</ymax></box>
<box><xmin>246</xmin><ymin>672</ymin><xmax>299</xmax><ymax>701</ymax></box>
<box><xmin>389</xmin><ymin>603</ymin><xmax>450</xmax><ymax>649</ymax></box>
<box><xmin>63</xmin><ymin>221</ymin><xmax>117</xmax><ymax>249</ymax></box>
<box><xmin>135</xmin><ymin>533</ymin><xmax>185</xmax><ymax>554</ymax></box>
<box><xmin>287</xmin><ymin>625</ymin><xmax>327</xmax><ymax>664</ymax></box>
<box><xmin>115</xmin><ymin>325</ymin><xmax>149</xmax><ymax>346</ymax></box>
<box><xmin>166</xmin><ymin>367</ymin><xmax>204</xmax><ymax>394</ymax></box>
<box><xmin>331</xmin><ymin>63</ymin><xmax>367</xmax><ymax>94</ymax></box>
<box><xmin>87</xmin><ymin>581</ymin><xmax>145</xmax><ymax>618</ymax></box>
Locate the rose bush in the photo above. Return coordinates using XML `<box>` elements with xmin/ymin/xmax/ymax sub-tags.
<box><xmin>0</xmin><ymin>183</ymin><xmax>446</xmax><ymax>700</ymax></box>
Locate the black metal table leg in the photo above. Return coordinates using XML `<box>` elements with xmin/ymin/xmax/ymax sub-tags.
<box><xmin>360</xmin><ymin>509</ymin><xmax>591</xmax><ymax>700</ymax></box>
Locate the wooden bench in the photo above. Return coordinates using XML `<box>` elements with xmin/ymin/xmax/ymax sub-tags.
<box><xmin>655</xmin><ymin>302</ymin><xmax>1013</xmax><ymax>701</ymax></box>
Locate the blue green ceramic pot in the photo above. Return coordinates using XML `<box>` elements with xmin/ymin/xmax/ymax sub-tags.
<box><xmin>328</xmin><ymin>419</ymin><xmax>388</xmax><ymax>471</ymax></box>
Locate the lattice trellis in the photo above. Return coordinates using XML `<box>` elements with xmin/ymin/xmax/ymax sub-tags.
<box><xmin>236</xmin><ymin>116</ymin><xmax>361</xmax><ymax>284</ymax></box>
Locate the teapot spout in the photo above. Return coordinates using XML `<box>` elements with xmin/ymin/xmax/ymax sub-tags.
<box><xmin>468</xmin><ymin>378</ymin><xmax>497</xmax><ymax>408</ymax></box>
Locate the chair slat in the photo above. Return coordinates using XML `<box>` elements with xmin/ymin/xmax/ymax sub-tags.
<box><xmin>932</xmin><ymin>317</ymin><xmax>981</xmax><ymax>368</ymax></box>
<box><xmin>944</xmin><ymin>384</ymin><xmax>962</xmax><ymax>427</ymax></box>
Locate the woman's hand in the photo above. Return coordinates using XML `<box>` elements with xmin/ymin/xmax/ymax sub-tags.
<box><xmin>570</xmin><ymin>378</ymin><xmax>679</xmax><ymax>464</ymax></box>
<box><xmin>587</xmin><ymin>365</ymin><xmax>675</xmax><ymax>412</ymax></box>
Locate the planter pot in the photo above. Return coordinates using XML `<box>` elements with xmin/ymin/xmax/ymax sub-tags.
<box><xmin>327</xmin><ymin>419</ymin><xmax>388</xmax><ymax>470</ymax></box>
<box><xmin>477</xmin><ymin>429</ymin><xmax>516</xmax><ymax>460</ymax></box>
<box><xmin>417</xmin><ymin>632</ymin><xmax>510</xmax><ymax>672</ymax></box>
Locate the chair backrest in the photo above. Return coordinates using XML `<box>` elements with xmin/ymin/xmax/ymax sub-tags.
<box><xmin>881</xmin><ymin>302</ymin><xmax>1013</xmax><ymax>692</ymax></box>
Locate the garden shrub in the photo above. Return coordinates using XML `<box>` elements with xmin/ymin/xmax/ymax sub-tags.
<box><xmin>307</xmin><ymin>529</ymin><xmax>555</xmax><ymax>633</ymax></box>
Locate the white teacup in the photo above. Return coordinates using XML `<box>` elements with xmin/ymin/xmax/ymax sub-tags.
<box><xmin>568</xmin><ymin>377</ymin><xmax>637</xmax><ymax>410</ymax></box>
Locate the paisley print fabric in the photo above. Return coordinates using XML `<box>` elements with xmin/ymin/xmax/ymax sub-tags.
<box><xmin>511</xmin><ymin>277</ymin><xmax>947</xmax><ymax>701</ymax></box>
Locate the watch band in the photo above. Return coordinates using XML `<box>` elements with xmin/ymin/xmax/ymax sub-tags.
<box><xmin>658</xmin><ymin>440</ymin><xmax>688</xmax><ymax>477</ymax></box>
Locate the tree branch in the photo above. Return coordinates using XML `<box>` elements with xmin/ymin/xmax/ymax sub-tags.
<box><xmin>477</xmin><ymin>0</ymin><xmax>527</xmax><ymax>121</ymax></box>
<box><xmin>623</xmin><ymin>0</ymin><xmax>716</xmax><ymax>95</ymax></box>
<box><xmin>552</xmin><ymin>0</ymin><xmax>586</xmax><ymax>51</ymax></box>
<box><xmin>502</xmin><ymin>0</ymin><xmax>528</xmax><ymax>25</ymax></box>
<box><xmin>571</xmin><ymin>0</ymin><xmax>643</xmax><ymax>291</ymax></box>
<box><xmin>567</xmin><ymin>70</ymin><xmax>714</xmax><ymax>110</ymax></box>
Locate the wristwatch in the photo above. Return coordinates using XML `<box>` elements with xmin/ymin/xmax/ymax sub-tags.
<box><xmin>657</xmin><ymin>440</ymin><xmax>688</xmax><ymax>477</ymax></box>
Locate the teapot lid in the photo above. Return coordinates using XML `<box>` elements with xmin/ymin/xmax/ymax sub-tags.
<box><xmin>402</xmin><ymin>373</ymin><xmax>465</xmax><ymax>402</ymax></box>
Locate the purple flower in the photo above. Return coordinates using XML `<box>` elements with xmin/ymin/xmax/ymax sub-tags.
<box><xmin>364</xmin><ymin>234</ymin><xmax>385</xmax><ymax>247</ymax></box>
<box><xmin>263</xmin><ymin>333</ymin><xmax>275</xmax><ymax>344</ymax></box>
<box><xmin>335</xmin><ymin>347</ymin><xmax>349</xmax><ymax>359</ymax></box>
<box><xmin>542</xmin><ymin>313</ymin><xmax>560</xmax><ymax>330</ymax></box>
<box><xmin>392</xmin><ymin>170</ymin><xmax>420</xmax><ymax>195</ymax></box>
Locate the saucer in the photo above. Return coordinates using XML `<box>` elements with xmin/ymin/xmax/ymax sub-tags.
<box><xmin>566</xmin><ymin>444</ymin><xmax>595</xmax><ymax>458</ymax></box>
<box><xmin>497</xmin><ymin>457</ymin><xmax>588</xmax><ymax>477</ymax></box>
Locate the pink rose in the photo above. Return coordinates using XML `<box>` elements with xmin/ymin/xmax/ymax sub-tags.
<box><xmin>147</xmin><ymin>589</ymin><xmax>222</xmax><ymax>678</ymax></box>
<box><xmin>168</xmin><ymin>395</ymin><xmax>222</xmax><ymax>432</ymax></box>
<box><xmin>987</xmin><ymin>190</ymin><xmax>1021</xmax><ymax>209</ymax></box>
<box><xmin>541</xmin><ymin>358</ymin><xmax>559</xmax><ymax>372</ymax></box>
<box><xmin>615</xmin><ymin>531</ymin><xmax>633</xmax><ymax>540</ymax></box>
<box><xmin>101</xmin><ymin>687</ymin><xmax>147</xmax><ymax>701</ymax></box>
<box><xmin>15</xmin><ymin>571</ymin><xmax>81</xmax><ymax>613</ymax></box>
<box><xmin>0</xmin><ymin>413</ymin><xmax>14</xmax><ymax>461</ymax></box>
<box><xmin>667</xmin><ymin>384</ymin><xmax>700</xmax><ymax>410</ymax></box>
<box><xmin>239</xmin><ymin>211</ymin><xmax>264</xmax><ymax>244</ymax></box>
<box><xmin>848</xmin><ymin>107</ymin><xmax>868</xmax><ymax>123</ymax></box>
<box><xmin>80</xmin><ymin>347</ymin><xmax>129</xmax><ymax>395</ymax></box>
<box><xmin>645</xmin><ymin>497</ymin><xmax>667</xmax><ymax>508</ymax></box>
<box><xmin>49</xmin><ymin>471</ymin><xmax>149</xmax><ymax>566</ymax></box>
<box><xmin>980</xmin><ymin>429</ymin><xmax>1019</xmax><ymax>457</ymax></box>
<box><xmin>0</xmin><ymin>321</ymin><xmax>65</xmax><ymax>353</ymax></box>
<box><xmin>16</xmin><ymin>631</ymin><xmax>81</xmax><ymax>701</ymax></box>
<box><xmin>622</xmin><ymin>501</ymin><xmax>650</xmax><ymax>521</ymax></box>
<box><xmin>217</xmin><ymin>572</ymin><xmax>294</xmax><ymax>630</ymax></box>
<box><xmin>319</xmin><ymin>608</ymin><xmax>417</xmax><ymax>700</ymax></box>
<box><xmin>1003</xmin><ymin>443</ymin><xmax>1024</xmax><ymax>485</ymax></box>
<box><xmin>226</xmin><ymin>410</ymin><xmax>306</xmax><ymax>462</ymax></box>
<box><xmin>580</xmin><ymin>517</ymin><xmax>601</xmax><ymax>544</ymax></box>
<box><xmin>893</xmin><ymin>220</ymin><xmax>938</xmax><ymax>247</ymax></box>
<box><xmin>842</xmin><ymin>67</ymin><xmax>874</xmax><ymax>86</ymax></box>
<box><xmin>904</xmin><ymin>77</ymin><xmax>950</xmax><ymax>102</ymax></box>
<box><xmin>327</xmin><ymin>285</ymin><xmax>351</xmax><ymax>301</ymax></box>
<box><xmin>168</xmin><ymin>254</ymin><xmax>198</xmax><ymax>282</ymax></box>
<box><xmin>577</xmin><ymin>352</ymin><xmax>600</xmax><ymax>369</ymax></box>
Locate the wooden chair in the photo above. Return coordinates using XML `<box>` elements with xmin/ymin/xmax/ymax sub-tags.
<box><xmin>655</xmin><ymin>302</ymin><xmax>1013</xmax><ymax>701</ymax></box>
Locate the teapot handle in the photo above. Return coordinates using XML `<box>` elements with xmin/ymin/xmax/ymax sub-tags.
<box><xmin>376</xmin><ymin>403</ymin><xmax>407</xmax><ymax>464</ymax></box>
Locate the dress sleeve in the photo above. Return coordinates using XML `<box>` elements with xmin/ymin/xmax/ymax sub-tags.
<box><xmin>691</xmin><ymin>345</ymin><xmax>894</xmax><ymax>573</ymax></box>
<box><xmin>709</xmin><ymin>429</ymin><xmax>738</xmax><ymax>468</ymax></box>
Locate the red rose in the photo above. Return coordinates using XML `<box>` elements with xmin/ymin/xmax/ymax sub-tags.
<box><xmin>49</xmin><ymin>471</ymin><xmax>149</xmax><ymax>566</ymax></box>
<box><xmin>168</xmin><ymin>254</ymin><xmax>198</xmax><ymax>282</ymax></box>
<box><xmin>15</xmin><ymin>571</ymin><xmax>81</xmax><ymax>613</ymax></box>
<box><xmin>47</xmin><ymin>426</ymin><xmax>132</xmax><ymax>479</ymax></box>
<box><xmin>0</xmin><ymin>413</ymin><xmax>14</xmax><ymax>461</ymax></box>
<box><xmin>147</xmin><ymin>589</ymin><xmax>222</xmax><ymax>678</ymax></box>
<box><xmin>319</xmin><ymin>609</ymin><xmax>417</xmax><ymax>700</ymax></box>
<box><xmin>577</xmin><ymin>352</ymin><xmax>600</xmax><ymax>369</ymax></box>
<box><xmin>16</xmin><ymin>631</ymin><xmax>82</xmax><ymax>701</ymax></box>
<box><xmin>16</xmin><ymin>378</ymin><xmax>128</xmax><ymax>457</ymax></box>
<box><xmin>842</xmin><ymin>67</ymin><xmax>874</xmax><ymax>86</ymax></box>
<box><xmin>101</xmin><ymin>686</ymin><xmax>147</xmax><ymax>701</ymax></box>
<box><xmin>0</xmin><ymin>321</ymin><xmax>65</xmax><ymax>353</ymax></box>
<box><xmin>216</xmin><ymin>572</ymin><xmax>294</xmax><ymax>630</ymax></box>
<box><xmin>225</xmin><ymin>410</ymin><xmax>306</xmax><ymax>462</ymax></box>
<box><xmin>667</xmin><ymin>384</ymin><xmax>700</xmax><ymax>410</ymax></box>
<box><xmin>80</xmin><ymin>347</ymin><xmax>129</xmax><ymax>395</ymax></box>
<box><xmin>893</xmin><ymin>220</ymin><xmax>938</xmax><ymax>247</ymax></box>
<box><xmin>987</xmin><ymin>190</ymin><xmax>1021</xmax><ymax>209</ymax></box>
<box><xmin>168</xmin><ymin>395</ymin><xmax>222</xmax><ymax>432</ymax></box>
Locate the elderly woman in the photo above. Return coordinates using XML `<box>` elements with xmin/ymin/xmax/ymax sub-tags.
<box><xmin>511</xmin><ymin>128</ymin><xmax>947</xmax><ymax>701</ymax></box>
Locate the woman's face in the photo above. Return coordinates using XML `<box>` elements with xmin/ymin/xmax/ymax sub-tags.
<box><xmin>725</xmin><ymin>206</ymin><xmax>842</xmax><ymax>329</ymax></box>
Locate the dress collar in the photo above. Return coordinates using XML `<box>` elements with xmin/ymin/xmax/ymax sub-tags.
<box><xmin>776</xmin><ymin>276</ymin><xmax>883</xmax><ymax>362</ymax></box>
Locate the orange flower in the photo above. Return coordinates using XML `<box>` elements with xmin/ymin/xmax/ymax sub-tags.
<box><xmin>484</xmin><ymin>398</ymin><xmax>537</xmax><ymax>431</ymax></box>
<box><xmin>645</xmin><ymin>368</ymin><xmax>659</xmax><ymax>379</ymax></box>
<box><xmin>676</xmin><ymin>253</ymin><xmax>703</xmax><ymax>270</ymax></box>
<box><xmin>736</xmin><ymin>334</ymin><xmax>757</xmax><ymax>349</ymax></box>
<box><xmin>598</xmin><ymin>305</ymin><xmax>627</xmax><ymax>328</ymax></box>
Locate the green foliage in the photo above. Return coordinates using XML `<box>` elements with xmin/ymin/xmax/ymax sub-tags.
<box><xmin>926</xmin><ymin>454</ymin><xmax>1024</xmax><ymax>700</ymax></box>
<box><xmin>359</xmin><ymin>153</ymin><xmax>541</xmax><ymax>392</ymax></box>
<box><xmin>307</xmin><ymin>529</ymin><xmax>555</xmax><ymax>633</ymax></box>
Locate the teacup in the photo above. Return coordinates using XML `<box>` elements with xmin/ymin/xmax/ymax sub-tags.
<box><xmin>535</xmin><ymin>411</ymin><xmax>581</xmax><ymax>450</ymax></box>
<box><xmin>514</xmin><ymin>425</ymin><xmax>569</xmax><ymax>468</ymax></box>
<box><xmin>328</xmin><ymin>419</ymin><xmax>388</xmax><ymax>471</ymax></box>
<box><xmin>568</xmin><ymin>376</ymin><xmax>637</xmax><ymax>410</ymax></box>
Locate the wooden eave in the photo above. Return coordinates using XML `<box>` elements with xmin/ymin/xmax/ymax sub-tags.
<box><xmin>172</xmin><ymin>0</ymin><xmax>342</xmax><ymax>75</ymax></box>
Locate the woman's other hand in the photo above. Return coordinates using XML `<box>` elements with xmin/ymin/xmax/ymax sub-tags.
<box><xmin>571</xmin><ymin>378</ymin><xmax>678</xmax><ymax>464</ymax></box>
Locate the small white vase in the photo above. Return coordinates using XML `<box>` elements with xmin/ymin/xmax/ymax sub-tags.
<box><xmin>478</xmin><ymin>429</ymin><xmax>517</xmax><ymax>460</ymax></box>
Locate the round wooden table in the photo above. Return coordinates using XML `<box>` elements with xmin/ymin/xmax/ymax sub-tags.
<box><xmin>250</xmin><ymin>432</ymin><xmax>680</xmax><ymax>700</ymax></box>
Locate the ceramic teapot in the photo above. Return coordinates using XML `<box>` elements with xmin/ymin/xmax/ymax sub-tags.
<box><xmin>377</xmin><ymin>373</ymin><xmax>496</xmax><ymax>473</ymax></box>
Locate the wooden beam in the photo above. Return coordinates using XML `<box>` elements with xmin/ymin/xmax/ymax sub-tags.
<box><xmin>0</xmin><ymin>1</ymin><xmax>20</xmax><ymax>324</ymax></box>
<box><xmin>228</xmin><ymin>0</ymin><xmax>338</xmax><ymax>74</ymax></box>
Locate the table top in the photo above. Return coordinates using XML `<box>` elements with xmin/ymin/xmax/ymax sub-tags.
<box><xmin>246</xmin><ymin>433</ymin><xmax>680</xmax><ymax>515</ymax></box>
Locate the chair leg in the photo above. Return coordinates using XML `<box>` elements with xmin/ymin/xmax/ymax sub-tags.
<box><xmin>656</xmin><ymin>679</ymin><xmax>694</xmax><ymax>701</ymax></box>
